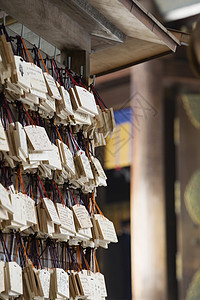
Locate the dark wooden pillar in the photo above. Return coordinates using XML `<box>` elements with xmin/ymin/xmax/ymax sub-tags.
<box><xmin>130</xmin><ymin>59</ymin><xmax>167</xmax><ymax>300</ymax></box>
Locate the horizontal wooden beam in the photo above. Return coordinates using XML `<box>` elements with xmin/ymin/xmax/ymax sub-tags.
<box><xmin>67</xmin><ymin>0</ymin><xmax>126</xmax><ymax>43</ymax></box>
<box><xmin>168</xmin><ymin>29</ymin><xmax>190</xmax><ymax>46</ymax></box>
<box><xmin>90</xmin><ymin>36</ymin><xmax>171</xmax><ymax>76</ymax></box>
<box><xmin>0</xmin><ymin>0</ymin><xmax>187</xmax><ymax>77</ymax></box>
<box><xmin>0</xmin><ymin>0</ymin><xmax>91</xmax><ymax>52</ymax></box>
<box><xmin>0</xmin><ymin>0</ymin><xmax>126</xmax><ymax>53</ymax></box>
<box><xmin>89</xmin><ymin>0</ymin><xmax>180</xmax><ymax>51</ymax></box>
<box><xmin>123</xmin><ymin>0</ymin><xmax>180</xmax><ymax>51</ymax></box>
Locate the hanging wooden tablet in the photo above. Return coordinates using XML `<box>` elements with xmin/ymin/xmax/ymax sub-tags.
<box><xmin>102</xmin><ymin>110</ymin><xmax>110</xmax><ymax>138</ymax></box>
<box><xmin>5</xmin><ymin>79</ymin><xmax>24</xmax><ymax>96</ymax></box>
<box><xmin>56</xmin><ymin>268</ymin><xmax>70</xmax><ymax>299</ymax></box>
<box><xmin>108</xmin><ymin>107</ymin><xmax>116</xmax><ymax>136</ymax></box>
<box><xmin>90</xmin><ymin>157</ymin><xmax>107</xmax><ymax>180</ymax></box>
<box><xmin>68</xmin><ymin>273</ymin><xmax>75</xmax><ymax>298</ymax></box>
<box><xmin>90</xmin><ymin>156</ymin><xmax>107</xmax><ymax>187</ymax></box>
<box><xmin>24</xmin><ymin>125</ymin><xmax>52</xmax><ymax>152</ymax></box>
<box><xmin>6</xmin><ymin>123</ymin><xmax>21</xmax><ymax>162</ymax></box>
<box><xmin>72</xmin><ymin>204</ymin><xmax>92</xmax><ymax>229</ymax></box>
<box><xmin>22</xmin><ymin>161</ymin><xmax>40</xmax><ymax>171</ymax></box>
<box><xmin>20</xmin><ymin>193</ymin><xmax>37</xmax><ymax>226</ymax></box>
<box><xmin>6</xmin><ymin>261</ymin><xmax>23</xmax><ymax>296</ymax></box>
<box><xmin>0</xmin><ymin>119</ymin><xmax>9</xmax><ymax>152</ymax></box>
<box><xmin>55</xmin><ymin>203</ymin><xmax>76</xmax><ymax>234</ymax></box>
<box><xmin>23</xmin><ymin>269</ymin><xmax>34</xmax><ymax>298</ymax></box>
<box><xmin>34</xmin><ymin>270</ymin><xmax>45</xmax><ymax>299</ymax></box>
<box><xmin>0</xmin><ymin>206</ymin><xmax>9</xmax><ymax>221</ymax></box>
<box><xmin>91</xmin><ymin>216</ymin><xmax>100</xmax><ymax>241</ymax></box>
<box><xmin>27</xmin><ymin>63</ymin><xmax>47</xmax><ymax>93</ymax></box>
<box><xmin>57</xmin><ymin>140</ymin><xmax>76</xmax><ymax>176</ymax></box>
<box><xmin>46</xmin><ymin>219</ymin><xmax>55</xmax><ymax>237</ymax></box>
<box><xmin>82</xmin><ymin>240</ymin><xmax>95</xmax><ymax>248</ymax></box>
<box><xmin>77</xmin><ymin>227</ymin><xmax>92</xmax><ymax>241</ymax></box>
<box><xmin>38</xmin><ymin>269</ymin><xmax>50</xmax><ymax>299</ymax></box>
<box><xmin>22</xmin><ymin>91</ymin><xmax>40</xmax><ymax>105</ymax></box>
<box><xmin>59</xmin><ymin>86</ymin><xmax>73</xmax><ymax>115</ymax></box>
<box><xmin>68</xmin><ymin>273</ymin><xmax>77</xmax><ymax>298</ymax></box>
<box><xmin>91</xmin><ymin>271</ymin><xmax>102</xmax><ymax>299</ymax></box>
<box><xmin>3</xmin><ymin>152</ymin><xmax>15</xmax><ymax>169</ymax></box>
<box><xmin>95</xmin><ymin>272</ymin><xmax>107</xmax><ymax>298</ymax></box>
<box><xmin>48</xmin><ymin>144</ymin><xmax>63</xmax><ymax>171</ymax></box>
<box><xmin>72</xmin><ymin>111</ymin><xmax>92</xmax><ymax>125</ymax></box>
<box><xmin>30</xmin><ymin>88</ymin><xmax>47</xmax><ymax>101</ymax></box>
<box><xmin>42</xmin><ymin>198</ymin><xmax>61</xmax><ymax>225</ymax></box>
<box><xmin>13</xmin><ymin>56</ymin><xmax>31</xmax><ymax>91</ymax></box>
<box><xmin>43</xmin><ymin>72</ymin><xmax>62</xmax><ymax>101</ymax></box>
<box><xmin>28</xmin><ymin>151</ymin><xmax>50</xmax><ymax>163</ymax></box>
<box><xmin>95</xmin><ymin>106</ymin><xmax>104</xmax><ymax>130</ymax></box>
<box><xmin>9</xmin><ymin>193</ymin><xmax>27</xmax><ymax>227</ymax></box>
<box><xmin>0</xmin><ymin>261</ymin><xmax>5</xmax><ymax>293</ymax></box>
<box><xmin>22</xmin><ymin>268</ymin><xmax>32</xmax><ymax>299</ymax></box>
<box><xmin>23</xmin><ymin>261</ymin><xmax>40</xmax><ymax>299</ymax></box>
<box><xmin>75</xmin><ymin>150</ymin><xmax>94</xmax><ymax>180</ymax></box>
<box><xmin>94</xmin><ymin>214</ymin><xmax>118</xmax><ymax>243</ymax></box>
<box><xmin>0</xmin><ymin>183</ymin><xmax>13</xmax><ymax>214</ymax></box>
<box><xmin>74</xmin><ymin>86</ymin><xmax>98</xmax><ymax>116</ymax></box>
<box><xmin>76</xmin><ymin>270</ymin><xmax>92</xmax><ymax>298</ymax></box>
<box><xmin>53</xmin><ymin>225</ymin><xmax>71</xmax><ymax>240</ymax></box>
<box><xmin>70</xmin><ymin>88</ymin><xmax>94</xmax><ymax>117</ymax></box>
<box><xmin>0</xmin><ymin>35</ymin><xmax>13</xmax><ymax>84</ymax></box>
<box><xmin>69</xmin><ymin>88</ymin><xmax>87</xmax><ymax>114</ymax></box>
<box><xmin>13</xmin><ymin>122</ymin><xmax>28</xmax><ymax>162</ymax></box>
<box><xmin>69</xmin><ymin>272</ymin><xmax>81</xmax><ymax>298</ymax></box>
<box><xmin>40</xmin><ymin>95</ymin><xmax>56</xmax><ymax>115</ymax></box>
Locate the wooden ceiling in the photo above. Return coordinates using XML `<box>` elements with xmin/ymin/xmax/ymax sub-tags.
<box><xmin>0</xmin><ymin>0</ymin><xmax>189</xmax><ymax>76</ymax></box>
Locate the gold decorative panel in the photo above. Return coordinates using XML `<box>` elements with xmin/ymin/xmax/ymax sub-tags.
<box><xmin>182</xmin><ymin>95</ymin><xmax>200</xmax><ymax>129</ymax></box>
<box><xmin>185</xmin><ymin>170</ymin><xmax>200</xmax><ymax>225</ymax></box>
<box><xmin>186</xmin><ymin>270</ymin><xmax>200</xmax><ymax>300</ymax></box>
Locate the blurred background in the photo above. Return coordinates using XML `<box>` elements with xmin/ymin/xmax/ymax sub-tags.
<box><xmin>2</xmin><ymin>1</ymin><xmax>200</xmax><ymax>299</ymax></box>
<box><xmin>95</xmin><ymin>1</ymin><xmax>200</xmax><ymax>300</ymax></box>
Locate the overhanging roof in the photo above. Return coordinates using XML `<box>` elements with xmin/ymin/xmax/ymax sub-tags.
<box><xmin>0</xmin><ymin>0</ymin><xmax>189</xmax><ymax>76</ymax></box>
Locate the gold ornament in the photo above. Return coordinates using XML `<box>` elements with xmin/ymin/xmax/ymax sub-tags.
<box><xmin>185</xmin><ymin>170</ymin><xmax>200</xmax><ymax>225</ymax></box>
<box><xmin>186</xmin><ymin>269</ymin><xmax>200</xmax><ymax>300</ymax></box>
<box><xmin>182</xmin><ymin>95</ymin><xmax>200</xmax><ymax>129</ymax></box>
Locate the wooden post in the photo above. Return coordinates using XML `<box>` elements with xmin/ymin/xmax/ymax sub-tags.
<box><xmin>61</xmin><ymin>50</ymin><xmax>90</xmax><ymax>82</ymax></box>
<box><xmin>130</xmin><ymin>59</ymin><xmax>167</xmax><ymax>300</ymax></box>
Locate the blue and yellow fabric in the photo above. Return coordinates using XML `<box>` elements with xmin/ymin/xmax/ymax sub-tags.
<box><xmin>105</xmin><ymin>108</ymin><xmax>133</xmax><ymax>170</ymax></box>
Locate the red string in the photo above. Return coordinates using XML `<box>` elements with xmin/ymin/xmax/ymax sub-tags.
<box><xmin>54</xmin><ymin>120</ymin><xmax>63</xmax><ymax>143</ymax></box>
<box><xmin>69</xmin><ymin>127</ymin><xmax>79</xmax><ymax>151</ymax></box>
<box><xmin>4</xmin><ymin>103</ymin><xmax>13</xmax><ymax>123</ymax></box>
<box><xmin>22</xmin><ymin>104</ymin><xmax>35</xmax><ymax>126</ymax></box>
<box><xmin>53</xmin><ymin>180</ymin><xmax>65</xmax><ymax>206</ymax></box>
<box><xmin>36</xmin><ymin>113</ymin><xmax>39</xmax><ymax>126</ymax></box>
<box><xmin>68</xmin><ymin>188</ymin><xmax>79</xmax><ymax>204</ymax></box>
<box><xmin>91</xmin><ymin>193</ymin><xmax>104</xmax><ymax>216</ymax></box>
<box><xmin>94</xmin><ymin>249</ymin><xmax>100</xmax><ymax>273</ymax></box>
<box><xmin>17</xmin><ymin>168</ymin><xmax>27</xmax><ymax>195</ymax></box>
<box><xmin>91</xmin><ymin>85</ymin><xmax>105</xmax><ymax>111</ymax></box>
<box><xmin>82</xmin><ymin>136</ymin><xmax>90</xmax><ymax>159</ymax></box>
<box><xmin>52</xmin><ymin>59</ymin><xmax>61</xmax><ymax>86</ymax></box>
<box><xmin>65</xmin><ymin>68</ymin><xmax>82</xmax><ymax>87</ymax></box>
<box><xmin>37</xmin><ymin>48</ymin><xmax>49</xmax><ymax>74</ymax></box>
<box><xmin>37</xmin><ymin>176</ymin><xmax>49</xmax><ymax>199</ymax></box>
<box><xmin>80</xmin><ymin>247</ymin><xmax>90</xmax><ymax>271</ymax></box>
<box><xmin>21</xmin><ymin>37</ymin><xmax>34</xmax><ymax>63</ymax></box>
